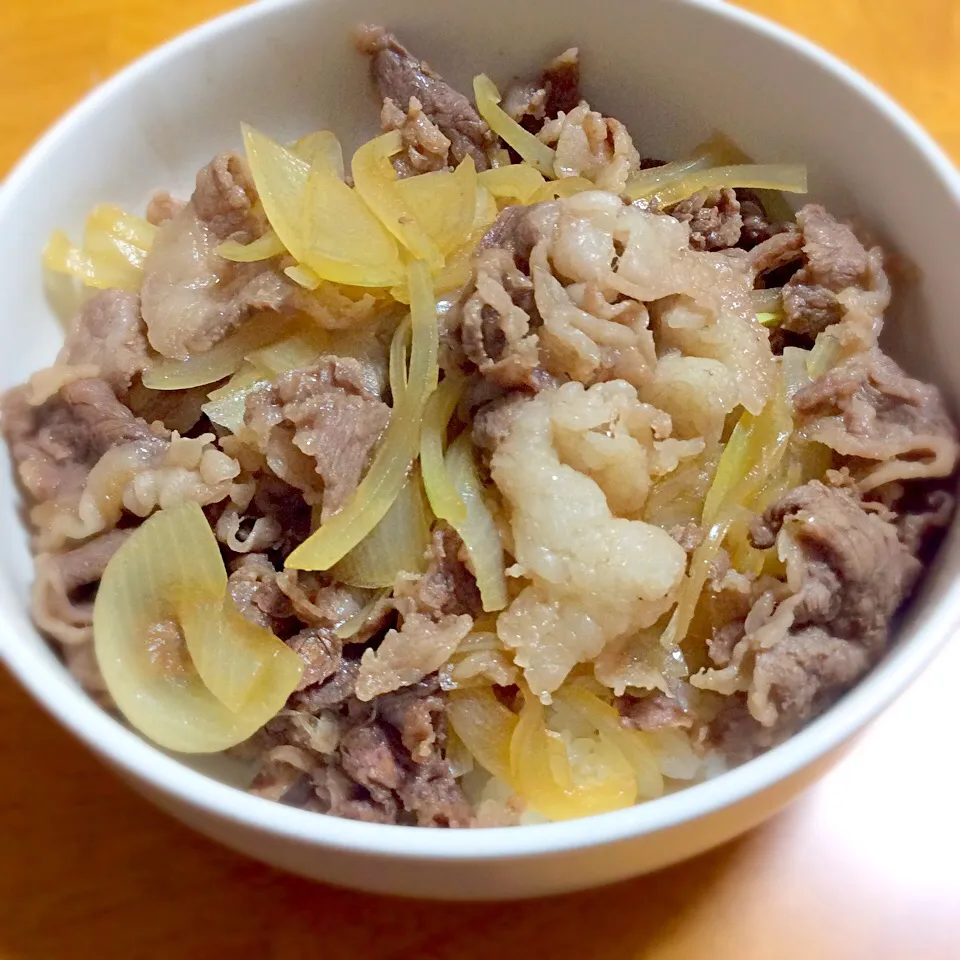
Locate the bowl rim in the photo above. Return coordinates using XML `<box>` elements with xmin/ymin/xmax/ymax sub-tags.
<box><xmin>2</xmin><ymin>0</ymin><xmax>960</xmax><ymax>862</ymax></box>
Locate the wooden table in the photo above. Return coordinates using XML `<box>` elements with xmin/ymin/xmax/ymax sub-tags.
<box><xmin>3</xmin><ymin>1</ymin><xmax>959</xmax><ymax>956</ymax></box>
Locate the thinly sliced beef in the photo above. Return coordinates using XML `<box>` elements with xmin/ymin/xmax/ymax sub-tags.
<box><xmin>668</xmin><ymin>188</ymin><xmax>743</xmax><ymax>252</ymax></box>
<box><xmin>258</xmin><ymin>673</ymin><xmax>469</xmax><ymax>826</ymax></box>
<box><xmin>892</xmin><ymin>486</ymin><xmax>955</xmax><ymax>555</ymax></box>
<box><xmin>457</xmin><ymin>205</ymin><xmax>560</xmax><ymax>390</ymax></box>
<box><xmin>293</xmin><ymin>659</ymin><xmax>360</xmax><ymax>712</ymax></box>
<box><xmin>275</xmin><ymin>570</ymin><xmax>371</xmax><ymax>631</ymax></box>
<box><xmin>477</xmin><ymin>202</ymin><xmax>548</xmax><ymax>259</ymax></box>
<box><xmin>140</xmin><ymin>153</ymin><xmax>327</xmax><ymax>360</ymax></box>
<box><xmin>737</xmin><ymin>190</ymin><xmax>783</xmax><ymax>248</ymax></box>
<box><xmin>698</xmin><ymin>481</ymin><xmax>921</xmax><ymax>745</ymax></box>
<box><xmin>502</xmin><ymin>47</ymin><xmax>581</xmax><ymax>133</ymax></box>
<box><xmin>380</xmin><ymin>96</ymin><xmax>452</xmax><ymax>177</ymax></box>
<box><xmin>459</xmin><ymin>248</ymin><xmax>544</xmax><ymax>389</ymax></box>
<box><xmin>31</xmin><ymin>529</ymin><xmax>131</xmax><ymax>646</ymax></box>
<box><xmin>617</xmin><ymin>693</ymin><xmax>693</xmax><ymax>732</ymax></box>
<box><xmin>227</xmin><ymin>554</ymin><xmax>294</xmax><ymax>630</ymax></box>
<box><xmin>51</xmin><ymin>290</ymin><xmax>150</xmax><ymax>396</ymax></box>
<box><xmin>358</xmin><ymin>25</ymin><xmax>496</xmax><ymax>171</ymax></box>
<box><xmin>471</xmin><ymin>392</ymin><xmax>529</xmax><ymax>452</ymax></box>
<box><xmin>398</xmin><ymin>526</ymin><xmax>483</xmax><ymax>619</ymax></box>
<box><xmin>794</xmin><ymin>348</ymin><xmax>959</xmax><ymax>491</ymax></box>
<box><xmin>2</xmin><ymin>378</ymin><xmax>162</xmax><ymax>508</ymax></box>
<box><xmin>287</xmin><ymin>627</ymin><xmax>342</xmax><ymax>691</ymax></box>
<box><xmin>244</xmin><ymin>358</ymin><xmax>390</xmax><ymax>521</ymax></box>
<box><xmin>757</xmin><ymin>205</ymin><xmax>883</xmax><ymax>339</ymax></box>
<box><xmin>145</xmin><ymin>191</ymin><xmax>184</xmax><ymax>226</ymax></box>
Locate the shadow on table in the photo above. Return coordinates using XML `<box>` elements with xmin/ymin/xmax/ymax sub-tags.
<box><xmin>0</xmin><ymin>666</ymin><xmax>765</xmax><ymax>960</ymax></box>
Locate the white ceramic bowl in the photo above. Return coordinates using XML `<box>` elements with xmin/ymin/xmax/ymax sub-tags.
<box><xmin>2</xmin><ymin>0</ymin><xmax>959</xmax><ymax>902</ymax></box>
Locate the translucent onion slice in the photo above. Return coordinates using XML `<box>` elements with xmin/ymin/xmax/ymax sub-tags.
<box><xmin>652</xmin><ymin>164</ymin><xmax>808</xmax><ymax>209</ymax></box>
<box><xmin>509</xmin><ymin>687</ymin><xmax>636</xmax><ymax>821</ymax></box>
<box><xmin>477</xmin><ymin>163</ymin><xmax>547</xmax><ymax>204</ymax></box>
<box><xmin>243</xmin><ymin>123</ymin><xmax>402</xmax><ymax>288</ymax></box>
<box><xmin>291</xmin><ymin>130</ymin><xmax>345</xmax><ymax>179</ymax></box>
<box><xmin>352</xmin><ymin>131</ymin><xmax>444</xmax><ymax>269</ymax></box>
<box><xmin>201</xmin><ymin>362</ymin><xmax>271</xmax><ymax>434</ymax></box>
<box><xmin>752</xmin><ymin>288</ymin><xmax>783</xmax><ymax>312</ymax></box>
<box><xmin>284</xmin><ymin>263</ymin><xmax>323</xmax><ymax>289</ymax></box>
<box><xmin>395</xmin><ymin>156</ymin><xmax>478</xmax><ymax>256</ymax></box>
<box><xmin>334</xmin><ymin>588</ymin><xmax>391</xmax><ymax>641</ymax></box>
<box><xmin>331</xmin><ymin>469</ymin><xmax>433</xmax><ymax>588</ymax></box>
<box><xmin>473</xmin><ymin>74</ymin><xmax>557</xmax><ymax>176</ymax></box>
<box><xmin>389</xmin><ymin>314</ymin><xmax>412</xmax><ymax>401</ymax></box>
<box><xmin>420</xmin><ymin>376</ymin><xmax>468</xmax><ymax>526</ymax></box>
<box><xmin>447</xmin><ymin>686</ymin><xmax>518</xmax><ymax>784</ymax></box>
<box><xmin>215</xmin><ymin>229</ymin><xmax>286</xmax><ymax>263</ymax></box>
<box><xmin>285</xmin><ymin>261</ymin><xmax>439</xmax><ymax>570</ymax></box>
<box><xmin>242</xmin><ymin>123</ymin><xmax>312</xmax><ymax>262</ymax></box>
<box><xmin>141</xmin><ymin>314</ymin><xmax>290</xmax><ymax>390</ymax></box>
<box><xmin>43</xmin><ymin>205</ymin><xmax>157</xmax><ymax>291</ymax></box>
<box><xmin>94</xmin><ymin>503</ymin><xmax>303</xmax><ymax>753</ymax></box>
<box><xmin>299</xmin><ymin>167</ymin><xmax>406</xmax><ymax>287</ymax></box>
<box><xmin>529</xmin><ymin>176</ymin><xmax>595</xmax><ymax>203</ymax></box>
<box><xmin>663</xmin><ymin>384</ymin><xmax>793</xmax><ymax>648</ymax></box>
<box><xmin>624</xmin><ymin>131</ymin><xmax>752</xmax><ymax>201</ymax></box>
<box><xmin>553</xmin><ymin>686</ymin><xmax>663</xmax><ymax>800</ymax></box>
<box><xmin>445</xmin><ymin>433</ymin><xmax>509</xmax><ymax>613</ymax></box>
<box><xmin>807</xmin><ymin>329</ymin><xmax>842</xmax><ymax>377</ymax></box>
<box><xmin>247</xmin><ymin>325</ymin><xmax>331</xmax><ymax>376</ymax></box>
<box><xmin>474</xmin><ymin>184</ymin><xmax>499</xmax><ymax>229</ymax></box>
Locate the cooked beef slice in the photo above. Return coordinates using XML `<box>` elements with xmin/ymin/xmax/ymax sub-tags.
<box><xmin>244</xmin><ymin>358</ymin><xmax>390</xmax><ymax>521</ymax></box>
<box><xmin>358</xmin><ymin>25</ymin><xmax>496</xmax><ymax>171</ymax></box>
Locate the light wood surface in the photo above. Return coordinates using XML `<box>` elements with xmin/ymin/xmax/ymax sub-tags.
<box><xmin>2</xmin><ymin>1</ymin><xmax>959</xmax><ymax>957</ymax></box>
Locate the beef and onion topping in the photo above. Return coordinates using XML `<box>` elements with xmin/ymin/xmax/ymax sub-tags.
<box><xmin>4</xmin><ymin>27</ymin><xmax>956</xmax><ymax>827</ymax></box>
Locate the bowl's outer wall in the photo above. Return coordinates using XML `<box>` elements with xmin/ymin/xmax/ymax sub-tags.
<box><xmin>126</xmin><ymin>742</ymin><xmax>850</xmax><ymax>900</ymax></box>
<box><xmin>1</xmin><ymin>0</ymin><xmax>960</xmax><ymax>899</ymax></box>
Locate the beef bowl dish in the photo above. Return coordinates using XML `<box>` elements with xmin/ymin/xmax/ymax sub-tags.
<box><xmin>3</xmin><ymin>24</ymin><xmax>958</xmax><ymax>831</ymax></box>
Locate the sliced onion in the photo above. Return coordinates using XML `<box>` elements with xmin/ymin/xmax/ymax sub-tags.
<box><xmin>142</xmin><ymin>314</ymin><xmax>290</xmax><ymax>390</ymax></box>
<box><xmin>201</xmin><ymin>362</ymin><xmax>271</xmax><ymax>434</ymax></box>
<box><xmin>290</xmin><ymin>130</ymin><xmax>344</xmax><ymax>179</ymax></box>
<box><xmin>808</xmin><ymin>330</ymin><xmax>842</xmax><ymax>377</ymax></box>
<box><xmin>43</xmin><ymin>205</ymin><xmax>157</xmax><ymax>292</ymax></box>
<box><xmin>246</xmin><ymin>326</ymin><xmax>331</xmax><ymax>376</ymax></box>
<box><xmin>752</xmin><ymin>288</ymin><xmax>783</xmax><ymax>312</ymax></box>
<box><xmin>285</xmin><ymin>261</ymin><xmax>439</xmax><ymax>570</ymax></box>
<box><xmin>445</xmin><ymin>433</ymin><xmax>508</xmax><ymax>612</ymax></box>
<box><xmin>447</xmin><ymin>686</ymin><xmax>517</xmax><ymax>784</ymax></box>
<box><xmin>394</xmin><ymin>156</ymin><xmax>478</xmax><ymax>256</ymax></box>
<box><xmin>299</xmin><ymin>167</ymin><xmax>405</xmax><ymax>287</ymax></box>
<box><xmin>241</xmin><ymin>123</ymin><xmax>312</xmax><ymax>262</ymax></box>
<box><xmin>243</xmin><ymin>123</ymin><xmax>402</xmax><ymax>288</ymax></box>
<box><xmin>352</xmin><ymin>131</ymin><xmax>444</xmax><ymax>269</ymax></box>
<box><xmin>529</xmin><ymin>177</ymin><xmax>595</xmax><ymax>203</ymax></box>
<box><xmin>553</xmin><ymin>686</ymin><xmax>663</xmax><ymax>800</ymax></box>
<box><xmin>420</xmin><ymin>376</ymin><xmax>468</xmax><ymax>526</ymax></box>
<box><xmin>334</xmin><ymin>588</ymin><xmax>391</xmax><ymax>641</ymax></box>
<box><xmin>215</xmin><ymin>230</ymin><xmax>286</xmax><ymax>263</ymax></box>
<box><xmin>331</xmin><ymin>469</ymin><xmax>433</xmax><ymax>588</ymax></box>
<box><xmin>94</xmin><ymin>503</ymin><xmax>303</xmax><ymax>753</ymax></box>
<box><xmin>624</xmin><ymin>131</ymin><xmax>752</xmax><ymax>201</ymax></box>
<box><xmin>477</xmin><ymin>163</ymin><xmax>546</xmax><ymax>204</ymax></box>
<box><xmin>389</xmin><ymin>314</ymin><xmax>412</xmax><ymax>401</ymax></box>
<box><xmin>473</xmin><ymin>74</ymin><xmax>557</xmax><ymax>176</ymax></box>
<box><xmin>509</xmin><ymin>687</ymin><xmax>636</xmax><ymax>821</ymax></box>
<box><xmin>663</xmin><ymin>383</ymin><xmax>793</xmax><ymax>648</ymax></box>
<box><xmin>284</xmin><ymin>263</ymin><xmax>323</xmax><ymax>289</ymax></box>
<box><xmin>652</xmin><ymin>164</ymin><xmax>808</xmax><ymax>209</ymax></box>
